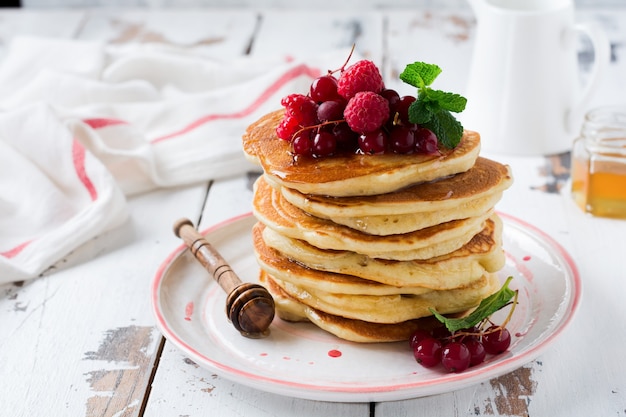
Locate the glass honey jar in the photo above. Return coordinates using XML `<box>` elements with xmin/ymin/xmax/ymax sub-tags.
<box><xmin>571</xmin><ymin>106</ymin><xmax>626</xmax><ymax>219</ymax></box>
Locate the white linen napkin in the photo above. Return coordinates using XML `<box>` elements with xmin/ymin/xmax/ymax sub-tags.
<box><xmin>0</xmin><ymin>35</ymin><xmax>347</xmax><ymax>283</ymax></box>
<box><xmin>0</xmin><ymin>103</ymin><xmax>128</xmax><ymax>282</ymax></box>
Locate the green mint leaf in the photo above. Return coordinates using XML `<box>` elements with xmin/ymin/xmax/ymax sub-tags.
<box><xmin>400</xmin><ymin>61</ymin><xmax>467</xmax><ymax>149</ymax></box>
<box><xmin>429</xmin><ymin>277</ymin><xmax>516</xmax><ymax>333</ymax></box>
<box><xmin>425</xmin><ymin>89</ymin><xmax>467</xmax><ymax>113</ymax></box>
<box><xmin>421</xmin><ymin>108</ymin><xmax>464</xmax><ymax>149</ymax></box>
<box><xmin>399</xmin><ymin>62</ymin><xmax>442</xmax><ymax>89</ymax></box>
<box><xmin>408</xmin><ymin>99</ymin><xmax>432</xmax><ymax>124</ymax></box>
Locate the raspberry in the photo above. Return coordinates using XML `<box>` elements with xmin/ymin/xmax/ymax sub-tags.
<box><xmin>275</xmin><ymin>115</ymin><xmax>300</xmax><ymax>141</ymax></box>
<box><xmin>281</xmin><ymin>94</ymin><xmax>318</xmax><ymax>126</ymax></box>
<box><xmin>280</xmin><ymin>93</ymin><xmax>306</xmax><ymax>108</ymax></box>
<box><xmin>337</xmin><ymin>60</ymin><xmax>385</xmax><ymax>100</ymax></box>
<box><xmin>343</xmin><ymin>91</ymin><xmax>390</xmax><ymax>134</ymax></box>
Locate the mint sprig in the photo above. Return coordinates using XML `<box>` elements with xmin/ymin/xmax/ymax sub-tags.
<box><xmin>429</xmin><ymin>277</ymin><xmax>516</xmax><ymax>333</ymax></box>
<box><xmin>399</xmin><ymin>62</ymin><xmax>467</xmax><ymax>149</ymax></box>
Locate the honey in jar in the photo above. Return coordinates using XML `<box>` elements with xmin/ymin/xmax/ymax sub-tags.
<box><xmin>571</xmin><ymin>106</ymin><xmax>626</xmax><ymax>219</ymax></box>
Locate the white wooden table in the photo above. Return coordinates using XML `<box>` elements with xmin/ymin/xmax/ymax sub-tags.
<box><xmin>1</xmin><ymin>6</ymin><xmax>625</xmax><ymax>417</ymax></box>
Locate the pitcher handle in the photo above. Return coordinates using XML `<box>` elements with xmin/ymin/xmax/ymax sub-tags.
<box><xmin>567</xmin><ymin>21</ymin><xmax>611</xmax><ymax>134</ymax></box>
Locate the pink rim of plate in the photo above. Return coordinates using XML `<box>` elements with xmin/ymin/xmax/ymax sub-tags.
<box><xmin>150</xmin><ymin>211</ymin><xmax>581</xmax><ymax>399</ymax></box>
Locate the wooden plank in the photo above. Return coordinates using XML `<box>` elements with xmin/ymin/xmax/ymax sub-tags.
<box><xmin>76</xmin><ymin>8</ymin><xmax>258</xmax><ymax>58</ymax></box>
<box><xmin>0</xmin><ymin>184</ymin><xmax>208</xmax><ymax>416</ymax></box>
<box><xmin>199</xmin><ymin>175</ymin><xmax>257</xmax><ymax>229</ymax></box>
<box><xmin>83</xmin><ymin>326</ymin><xmax>163</xmax><ymax>417</ymax></box>
<box><xmin>249</xmin><ymin>10</ymin><xmax>385</xmax><ymax>66</ymax></box>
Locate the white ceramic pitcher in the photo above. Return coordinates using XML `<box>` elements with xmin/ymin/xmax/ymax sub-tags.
<box><xmin>462</xmin><ymin>0</ymin><xmax>610</xmax><ymax>155</ymax></box>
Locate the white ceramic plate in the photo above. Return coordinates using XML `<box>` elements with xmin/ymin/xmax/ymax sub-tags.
<box><xmin>151</xmin><ymin>212</ymin><xmax>581</xmax><ymax>402</ymax></box>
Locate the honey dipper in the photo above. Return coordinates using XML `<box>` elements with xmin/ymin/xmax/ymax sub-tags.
<box><xmin>173</xmin><ymin>218</ymin><xmax>275</xmax><ymax>338</ymax></box>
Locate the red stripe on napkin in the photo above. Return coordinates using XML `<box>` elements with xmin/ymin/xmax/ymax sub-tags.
<box><xmin>1</xmin><ymin>141</ymin><xmax>99</xmax><ymax>259</ymax></box>
<box><xmin>72</xmin><ymin>140</ymin><xmax>98</xmax><ymax>201</ymax></box>
<box><xmin>150</xmin><ymin>63</ymin><xmax>321</xmax><ymax>144</ymax></box>
<box><xmin>1</xmin><ymin>240</ymin><xmax>32</xmax><ymax>259</ymax></box>
<box><xmin>83</xmin><ymin>118</ymin><xmax>128</xmax><ymax>129</ymax></box>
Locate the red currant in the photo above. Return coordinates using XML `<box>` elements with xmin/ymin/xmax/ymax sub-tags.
<box><xmin>441</xmin><ymin>342</ymin><xmax>471</xmax><ymax>373</ymax></box>
<box><xmin>413</xmin><ymin>337</ymin><xmax>442</xmax><ymax>368</ymax></box>
<box><xmin>312</xmin><ymin>131</ymin><xmax>337</xmax><ymax>157</ymax></box>
<box><xmin>414</xmin><ymin>127</ymin><xmax>439</xmax><ymax>154</ymax></box>
<box><xmin>310</xmin><ymin>75</ymin><xmax>341</xmax><ymax>102</ymax></box>
<box><xmin>380</xmin><ymin>88</ymin><xmax>400</xmax><ymax>110</ymax></box>
<box><xmin>358</xmin><ymin>130</ymin><xmax>387</xmax><ymax>154</ymax></box>
<box><xmin>395</xmin><ymin>95</ymin><xmax>416</xmax><ymax>124</ymax></box>
<box><xmin>431</xmin><ymin>326</ymin><xmax>452</xmax><ymax>341</ymax></box>
<box><xmin>482</xmin><ymin>326</ymin><xmax>511</xmax><ymax>354</ymax></box>
<box><xmin>464</xmin><ymin>338</ymin><xmax>487</xmax><ymax>366</ymax></box>
<box><xmin>409</xmin><ymin>329</ymin><xmax>432</xmax><ymax>350</ymax></box>
<box><xmin>332</xmin><ymin>122</ymin><xmax>359</xmax><ymax>152</ymax></box>
<box><xmin>291</xmin><ymin>131</ymin><xmax>312</xmax><ymax>156</ymax></box>
<box><xmin>389</xmin><ymin>126</ymin><xmax>416</xmax><ymax>154</ymax></box>
<box><xmin>317</xmin><ymin>100</ymin><xmax>345</xmax><ymax>122</ymax></box>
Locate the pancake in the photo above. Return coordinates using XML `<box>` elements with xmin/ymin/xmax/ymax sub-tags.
<box><xmin>280</xmin><ymin>157</ymin><xmax>513</xmax><ymax>235</ymax></box>
<box><xmin>244</xmin><ymin>95</ymin><xmax>512</xmax><ymax>343</ymax></box>
<box><xmin>260</xmin><ymin>272</ymin><xmax>446</xmax><ymax>342</ymax></box>
<box><xmin>258</xmin><ymin>215</ymin><xmax>504</xmax><ymax>289</ymax></box>
<box><xmin>253</xmin><ymin>175</ymin><xmax>492</xmax><ymax>260</ymax></box>
<box><xmin>243</xmin><ymin>110</ymin><xmax>481</xmax><ymax>197</ymax></box>
<box><xmin>253</xmin><ymin>222</ymin><xmax>439</xmax><ymax>295</ymax></box>
<box><xmin>269</xmin><ymin>272</ymin><xmax>500</xmax><ymax>324</ymax></box>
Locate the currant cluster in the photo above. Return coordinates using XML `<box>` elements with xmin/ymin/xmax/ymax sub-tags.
<box><xmin>276</xmin><ymin>59</ymin><xmax>439</xmax><ymax>158</ymax></box>
<box><xmin>410</xmin><ymin>324</ymin><xmax>512</xmax><ymax>373</ymax></box>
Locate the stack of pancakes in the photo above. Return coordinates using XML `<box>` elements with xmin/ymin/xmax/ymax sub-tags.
<box><xmin>243</xmin><ymin>110</ymin><xmax>513</xmax><ymax>343</ymax></box>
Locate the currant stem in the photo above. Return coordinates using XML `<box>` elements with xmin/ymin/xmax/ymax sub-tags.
<box><xmin>499</xmin><ymin>289</ymin><xmax>519</xmax><ymax>330</ymax></box>
<box><xmin>291</xmin><ymin>120</ymin><xmax>346</xmax><ymax>141</ymax></box>
<box><xmin>330</xmin><ymin>44</ymin><xmax>356</xmax><ymax>75</ymax></box>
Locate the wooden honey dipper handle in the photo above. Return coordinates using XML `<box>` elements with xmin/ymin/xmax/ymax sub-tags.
<box><xmin>173</xmin><ymin>218</ymin><xmax>275</xmax><ymax>338</ymax></box>
<box><xmin>174</xmin><ymin>218</ymin><xmax>241</xmax><ymax>294</ymax></box>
